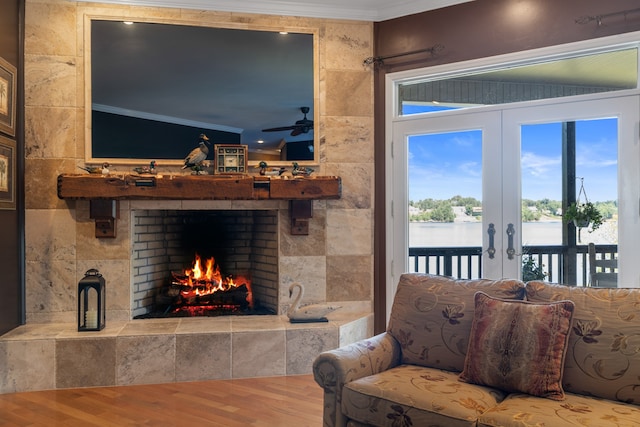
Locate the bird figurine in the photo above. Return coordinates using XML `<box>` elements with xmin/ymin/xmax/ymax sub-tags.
<box><xmin>291</xmin><ymin>162</ymin><xmax>314</xmax><ymax>177</ymax></box>
<box><xmin>287</xmin><ymin>282</ymin><xmax>340</xmax><ymax>323</ymax></box>
<box><xmin>79</xmin><ymin>162</ymin><xmax>110</xmax><ymax>175</ymax></box>
<box><xmin>133</xmin><ymin>160</ymin><xmax>157</xmax><ymax>175</ymax></box>
<box><xmin>182</xmin><ymin>134</ymin><xmax>210</xmax><ymax>171</ymax></box>
<box><xmin>256</xmin><ymin>161</ymin><xmax>286</xmax><ymax>176</ymax></box>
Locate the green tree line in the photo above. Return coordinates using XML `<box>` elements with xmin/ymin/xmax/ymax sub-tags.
<box><xmin>410</xmin><ymin>196</ymin><xmax>617</xmax><ymax>223</ymax></box>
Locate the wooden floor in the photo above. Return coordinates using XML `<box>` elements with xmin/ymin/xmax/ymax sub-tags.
<box><xmin>0</xmin><ymin>375</ymin><xmax>324</xmax><ymax>426</ymax></box>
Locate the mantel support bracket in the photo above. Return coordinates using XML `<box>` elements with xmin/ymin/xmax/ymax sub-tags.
<box><xmin>290</xmin><ymin>200</ymin><xmax>313</xmax><ymax>235</ymax></box>
<box><xmin>90</xmin><ymin>199</ymin><xmax>119</xmax><ymax>238</ymax></box>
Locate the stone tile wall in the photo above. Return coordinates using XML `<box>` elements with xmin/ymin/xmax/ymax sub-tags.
<box><xmin>10</xmin><ymin>1</ymin><xmax>374</xmax><ymax>391</ymax></box>
<box><xmin>23</xmin><ymin>1</ymin><xmax>375</xmax><ymax>323</ymax></box>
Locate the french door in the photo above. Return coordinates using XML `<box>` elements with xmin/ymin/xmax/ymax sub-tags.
<box><xmin>504</xmin><ymin>96</ymin><xmax>640</xmax><ymax>287</ymax></box>
<box><xmin>387</xmin><ymin>95</ymin><xmax>640</xmax><ymax>312</ymax></box>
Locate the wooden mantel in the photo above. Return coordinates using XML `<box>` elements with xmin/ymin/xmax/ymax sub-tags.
<box><xmin>57</xmin><ymin>174</ymin><xmax>341</xmax><ymax>200</ymax></box>
<box><xmin>57</xmin><ymin>174</ymin><xmax>341</xmax><ymax>237</ymax></box>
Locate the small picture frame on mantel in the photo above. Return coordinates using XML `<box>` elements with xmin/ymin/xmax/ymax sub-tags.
<box><xmin>214</xmin><ymin>144</ymin><xmax>248</xmax><ymax>174</ymax></box>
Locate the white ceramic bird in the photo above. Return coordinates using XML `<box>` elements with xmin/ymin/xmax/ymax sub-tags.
<box><xmin>182</xmin><ymin>134</ymin><xmax>210</xmax><ymax>170</ymax></box>
<box><xmin>287</xmin><ymin>282</ymin><xmax>340</xmax><ymax>323</ymax></box>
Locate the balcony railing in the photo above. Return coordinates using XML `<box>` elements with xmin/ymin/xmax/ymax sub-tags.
<box><xmin>408</xmin><ymin>244</ymin><xmax>618</xmax><ymax>286</ymax></box>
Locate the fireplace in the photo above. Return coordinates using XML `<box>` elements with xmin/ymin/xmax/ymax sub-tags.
<box><xmin>131</xmin><ymin>209</ymin><xmax>279</xmax><ymax>318</ymax></box>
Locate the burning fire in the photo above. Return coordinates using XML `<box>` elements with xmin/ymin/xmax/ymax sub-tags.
<box><xmin>173</xmin><ymin>254</ymin><xmax>253</xmax><ymax>309</ymax></box>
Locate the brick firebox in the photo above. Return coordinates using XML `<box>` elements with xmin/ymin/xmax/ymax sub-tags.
<box><xmin>132</xmin><ymin>209</ymin><xmax>279</xmax><ymax>318</ymax></box>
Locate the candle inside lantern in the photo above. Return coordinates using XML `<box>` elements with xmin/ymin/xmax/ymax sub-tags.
<box><xmin>85</xmin><ymin>309</ymin><xmax>98</xmax><ymax>329</ymax></box>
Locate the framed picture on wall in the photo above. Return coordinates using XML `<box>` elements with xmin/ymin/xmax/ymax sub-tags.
<box><xmin>0</xmin><ymin>135</ymin><xmax>16</xmax><ymax>210</ymax></box>
<box><xmin>0</xmin><ymin>56</ymin><xmax>16</xmax><ymax>137</ymax></box>
<box><xmin>214</xmin><ymin>144</ymin><xmax>248</xmax><ymax>174</ymax></box>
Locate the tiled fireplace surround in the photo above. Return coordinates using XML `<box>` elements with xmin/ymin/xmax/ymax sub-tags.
<box><xmin>5</xmin><ymin>0</ymin><xmax>375</xmax><ymax>394</ymax></box>
<box><xmin>2</xmin><ymin>201</ymin><xmax>373</xmax><ymax>393</ymax></box>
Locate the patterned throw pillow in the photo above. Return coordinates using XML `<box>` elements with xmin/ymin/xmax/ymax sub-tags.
<box><xmin>459</xmin><ymin>292</ymin><xmax>575</xmax><ymax>400</ymax></box>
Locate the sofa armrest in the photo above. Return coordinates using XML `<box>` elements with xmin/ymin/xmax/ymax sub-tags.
<box><xmin>312</xmin><ymin>332</ymin><xmax>401</xmax><ymax>427</ymax></box>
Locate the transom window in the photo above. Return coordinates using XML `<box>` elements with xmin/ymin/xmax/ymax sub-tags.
<box><xmin>399</xmin><ymin>47</ymin><xmax>638</xmax><ymax>115</ymax></box>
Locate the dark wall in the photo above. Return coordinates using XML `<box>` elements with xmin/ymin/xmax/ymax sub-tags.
<box><xmin>375</xmin><ymin>0</ymin><xmax>640</xmax><ymax>73</ymax></box>
<box><xmin>0</xmin><ymin>0</ymin><xmax>24</xmax><ymax>335</ymax></box>
<box><xmin>372</xmin><ymin>0</ymin><xmax>640</xmax><ymax>332</ymax></box>
<box><xmin>92</xmin><ymin>111</ymin><xmax>240</xmax><ymax>160</ymax></box>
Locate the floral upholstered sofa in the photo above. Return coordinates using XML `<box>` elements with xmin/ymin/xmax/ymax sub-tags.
<box><xmin>313</xmin><ymin>273</ymin><xmax>640</xmax><ymax>427</ymax></box>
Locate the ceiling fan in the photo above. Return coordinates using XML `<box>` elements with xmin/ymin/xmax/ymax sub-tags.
<box><xmin>262</xmin><ymin>106</ymin><xmax>314</xmax><ymax>137</ymax></box>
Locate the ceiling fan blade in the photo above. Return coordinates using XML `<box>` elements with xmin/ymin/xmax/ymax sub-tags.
<box><xmin>263</xmin><ymin>107</ymin><xmax>314</xmax><ymax>134</ymax></box>
<box><xmin>262</xmin><ymin>126</ymin><xmax>296</xmax><ymax>132</ymax></box>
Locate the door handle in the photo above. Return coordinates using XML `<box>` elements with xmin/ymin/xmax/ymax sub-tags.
<box><xmin>487</xmin><ymin>223</ymin><xmax>496</xmax><ymax>259</ymax></box>
<box><xmin>506</xmin><ymin>223</ymin><xmax>515</xmax><ymax>260</ymax></box>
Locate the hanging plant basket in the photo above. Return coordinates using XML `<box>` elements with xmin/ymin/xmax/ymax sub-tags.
<box><xmin>562</xmin><ymin>178</ymin><xmax>604</xmax><ymax>242</ymax></box>
<box><xmin>564</xmin><ymin>202</ymin><xmax>603</xmax><ymax>231</ymax></box>
<box><xmin>573</xmin><ymin>218</ymin><xmax>591</xmax><ymax>228</ymax></box>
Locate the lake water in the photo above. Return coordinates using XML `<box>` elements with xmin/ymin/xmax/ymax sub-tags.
<box><xmin>409</xmin><ymin>220</ymin><xmax>617</xmax><ymax>247</ymax></box>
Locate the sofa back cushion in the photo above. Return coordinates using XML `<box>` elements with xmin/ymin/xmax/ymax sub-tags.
<box><xmin>387</xmin><ymin>273</ymin><xmax>526</xmax><ymax>372</ymax></box>
<box><xmin>526</xmin><ymin>281</ymin><xmax>640</xmax><ymax>406</ymax></box>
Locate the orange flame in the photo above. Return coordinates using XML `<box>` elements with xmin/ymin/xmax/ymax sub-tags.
<box><xmin>177</xmin><ymin>254</ymin><xmax>253</xmax><ymax>308</ymax></box>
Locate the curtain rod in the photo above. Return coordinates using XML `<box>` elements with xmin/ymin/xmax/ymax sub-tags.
<box><xmin>575</xmin><ymin>7</ymin><xmax>640</xmax><ymax>26</ymax></box>
<box><xmin>363</xmin><ymin>44</ymin><xmax>444</xmax><ymax>68</ymax></box>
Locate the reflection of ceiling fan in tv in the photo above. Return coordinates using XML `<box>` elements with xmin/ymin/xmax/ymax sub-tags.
<box><xmin>262</xmin><ymin>106</ymin><xmax>314</xmax><ymax>136</ymax></box>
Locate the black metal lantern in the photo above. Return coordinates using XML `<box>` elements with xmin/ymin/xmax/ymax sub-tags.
<box><xmin>78</xmin><ymin>268</ymin><xmax>106</xmax><ymax>331</ymax></box>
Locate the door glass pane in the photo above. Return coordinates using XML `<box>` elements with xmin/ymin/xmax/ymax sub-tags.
<box><xmin>576</xmin><ymin>118</ymin><xmax>618</xmax><ymax>287</ymax></box>
<box><xmin>521</xmin><ymin>123</ymin><xmax>563</xmax><ymax>246</ymax></box>
<box><xmin>400</xmin><ymin>48</ymin><xmax>638</xmax><ymax>116</ymax></box>
<box><xmin>520</xmin><ymin>118</ymin><xmax>618</xmax><ymax>285</ymax></box>
<box><xmin>408</xmin><ymin>130</ymin><xmax>483</xmax><ymax>278</ymax></box>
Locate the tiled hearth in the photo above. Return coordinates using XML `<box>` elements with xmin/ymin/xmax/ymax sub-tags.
<box><xmin>0</xmin><ymin>312</ymin><xmax>372</xmax><ymax>393</ymax></box>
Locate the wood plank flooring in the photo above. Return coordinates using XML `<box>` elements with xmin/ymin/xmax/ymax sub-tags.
<box><xmin>0</xmin><ymin>375</ymin><xmax>323</xmax><ymax>426</ymax></box>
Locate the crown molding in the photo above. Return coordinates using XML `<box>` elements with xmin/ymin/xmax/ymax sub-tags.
<box><xmin>76</xmin><ymin>0</ymin><xmax>473</xmax><ymax>21</ymax></box>
<box><xmin>374</xmin><ymin>0</ymin><xmax>473</xmax><ymax>20</ymax></box>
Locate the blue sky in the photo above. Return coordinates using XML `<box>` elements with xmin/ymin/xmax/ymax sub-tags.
<box><xmin>407</xmin><ymin>110</ymin><xmax>618</xmax><ymax>203</ymax></box>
